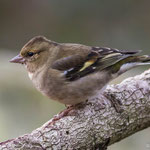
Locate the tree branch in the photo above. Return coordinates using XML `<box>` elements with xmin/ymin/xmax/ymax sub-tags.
<box><xmin>1</xmin><ymin>69</ymin><xmax>150</xmax><ymax>150</ymax></box>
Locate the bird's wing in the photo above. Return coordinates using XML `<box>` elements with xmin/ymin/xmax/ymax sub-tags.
<box><xmin>52</xmin><ymin>47</ymin><xmax>140</xmax><ymax>81</ymax></box>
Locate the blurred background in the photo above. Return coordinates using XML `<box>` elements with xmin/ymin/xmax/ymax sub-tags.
<box><xmin>0</xmin><ymin>0</ymin><xmax>150</xmax><ymax>149</ymax></box>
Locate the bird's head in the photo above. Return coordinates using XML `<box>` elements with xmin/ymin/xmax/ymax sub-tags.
<box><xmin>10</xmin><ymin>36</ymin><xmax>58</xmax><ymax>73</ymax></box>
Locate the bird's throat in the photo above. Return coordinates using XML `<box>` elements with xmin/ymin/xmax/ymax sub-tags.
<box><xmin>28</xmin><ymin>72</ymin><xmax>34</xmax><ymax>80</ymax></box>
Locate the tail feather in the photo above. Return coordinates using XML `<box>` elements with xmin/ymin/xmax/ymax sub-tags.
<box><xmin>119</xmin><ymin>62</ymin><xmax>150</xmax><ymax>74</ymax></box>
<box><xmin>139</xmin><ymin>55</ymin><xmax>150</xmax><ymax>62</ymax></box>
<box><xmin>111</xmin><ymin>55</ymin><xmax>150</xmax><ymax>75</ymax></box>
<box><xmin>120</xmin><ymin>50</ymin><xmax>142</xmax><ymax>55</ymax></box>
<box><xmin>132</xmin><ymin>55</ymin><xmax>150</xmax><ymax>63</ymax></box>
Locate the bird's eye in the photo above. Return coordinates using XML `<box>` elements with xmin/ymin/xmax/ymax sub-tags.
<box><xmin>27</xmin><ymin>52</ymin><xmax>34</xmax><ymax>57</ymax></box>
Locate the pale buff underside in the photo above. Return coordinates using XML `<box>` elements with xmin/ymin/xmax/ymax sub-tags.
<box><xmin>29</xmin><ymin>66</ymin><xmax>111</xmax><ymax>105</ymax></box>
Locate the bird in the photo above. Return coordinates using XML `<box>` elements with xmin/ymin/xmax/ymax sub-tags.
<box><xmin>10</xmin><ymin>36</ymin><xmax>150</xmax><ymax>105</ymax></box>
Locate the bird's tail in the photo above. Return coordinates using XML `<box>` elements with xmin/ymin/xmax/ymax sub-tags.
<box><xmin>111</xmin><ymin>55</ymin><xmax>150</xmax><ymax>75</ymax></box>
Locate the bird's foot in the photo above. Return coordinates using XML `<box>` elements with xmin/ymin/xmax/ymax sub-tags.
<box><xmin>46</xmin><ymin>102</ymin><xmax>86</xmax><ymax>127</ymax></box>
<box><xmin>49</xmin><ymin>105</ymin><xmax>75</xmax><ymax>125</ymax></box>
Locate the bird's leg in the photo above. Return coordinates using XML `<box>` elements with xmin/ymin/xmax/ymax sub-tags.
<box><xmin>50</xmin><ymin>105</ymin><xmax>75</xmax><ymax>125</ymax></box>
<box><xmin>44</xmin><ymin>101</ymin><xmax>86</xmax><ymax>127</ymax></box>
<box><xmin>49</xmin><ymin>102</ymin><xmax>86</xmax><ymax>125</ymax></box>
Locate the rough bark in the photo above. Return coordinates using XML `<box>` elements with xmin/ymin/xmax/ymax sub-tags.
<box><xmin>0</xmin><ymin>69</ymin><xmax>150</xmax><ymax>150</ymax></box>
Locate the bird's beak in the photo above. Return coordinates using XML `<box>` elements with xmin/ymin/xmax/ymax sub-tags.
<box><xmin>10</xmin><ymin>54</ymin><xmax>25</xmax><ymax>64</ymax></box>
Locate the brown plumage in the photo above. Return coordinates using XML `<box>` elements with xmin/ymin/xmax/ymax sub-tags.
<box><xmin>10</xmin><ymin>36</ymin><xmax>150</xmax><ymax>105</ymax></box>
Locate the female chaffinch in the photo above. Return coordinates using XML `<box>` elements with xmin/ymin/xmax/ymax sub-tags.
<box><xmin>10</xmin><ymin>36</ymin><xmax>150</xmax><ymax>105</ymax></box>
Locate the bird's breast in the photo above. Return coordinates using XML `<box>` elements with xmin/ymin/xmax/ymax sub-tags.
<box><xmin>28</xmin><ymin>72</ymin><xmax>34</xmax><ymax>80</ymax></box>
